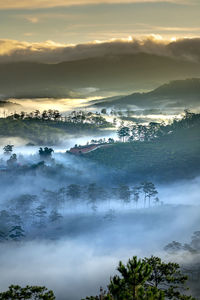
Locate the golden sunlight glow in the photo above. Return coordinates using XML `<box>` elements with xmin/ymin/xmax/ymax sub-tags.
<box><xmin>13</xmin><ymin>97</ymin><xmax>103</xmax><ymax>113</ymax></box>
<box><xmin>150</xmin><ymin>34</ymin><xmax>164</xmax><ymax>41</ymax></box>
<box><xmin>171</xmin><ymin>37</ymin><xmax>177</xmax><ymax>42</ymax></box>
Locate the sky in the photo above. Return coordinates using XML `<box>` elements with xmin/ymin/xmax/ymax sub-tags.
<box><xmin>0</xmin><ymin>0</ymin><xmax>200</xmax><ymax>45</ymax></box>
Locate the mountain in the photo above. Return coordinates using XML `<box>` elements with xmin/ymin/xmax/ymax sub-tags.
<box><xmin>91</xmin><ymin>78</ymin><xmax>200</xmax><ymax>108</ymax></box>
<box><xmin>0</xmin><ymin>53</ymin><xmax>200</xmax><ymax>99</ymax></box>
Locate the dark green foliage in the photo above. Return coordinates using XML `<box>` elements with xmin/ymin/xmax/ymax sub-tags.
<box><xmin>0</xmin><ymin>210</ymin><xmax>25</xmax><ymax>242</ymax></box>
<box><xmin>39</xmin><ymin>147</ymin><xmax>54</xmax><ymax>159</ymax></box>
<box><xmin>143</xmin><ymin>256</ymin><xmax>194</xmax><ymax>300</ymax></box>
<box><xmin>0</xmin><ymin>110</ymin><xmax>113</xmax><ymax>145</ymax></box>
<box><xmin>83</xmin><ymin>256</ymin><xmax>196</xmax><ymax>300</ymax></box>
<box><xmin>0</xmin><ymin>285</ymin><xmax>55</xmax><ymax>299</ymax></box>
<box><xmin>86</xmin><ymin>112</ymin><xmax>200</xmax><ymax>182</ymax></box>
<box><xmin>118</xmin><ymin>185</ymin><xmax>131</xmax><ymax>203</ymax></box>
<box><xmin>3</xmin><ymin>144</ymin><xmax>14</xmax><ymax>155</ymax></box>
<box><xmin>83</xmin><ymin>256</ymin><xmax>165</xmax><ymax>300</ymax></box>
<box><xmin>117</xmin><ymin>126</ymin><xmax>130</xmax><ymax>142</ymax></box>
<box><xmin>109</xmin><ymin>256</ymin><xmax>152</xmax><ymax>299</ymax></box>
<box><xmin>140</xmin><ymin>182</ymin><xmax>158</xmax><ymax>207</ymax></box>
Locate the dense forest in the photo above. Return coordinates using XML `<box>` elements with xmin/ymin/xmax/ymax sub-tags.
<box><xmin>85</xmin><ymin>111</ymin><xmax>200</xmax><ymax>181</ymax></box>
<box><xmin>0</xmin><ymin>110</ymin><xmax>113</xmax><ymax>145</ymax></box>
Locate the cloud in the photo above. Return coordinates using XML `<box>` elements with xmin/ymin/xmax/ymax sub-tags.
<box><xmin>0</xmin><ymin>36</ymin><xmax>200</xmax><ymax>64</ymax></box>
<box><xmin>0</xmin><ymin>0</ymin><xmax>195</xmax><ymax>10</ymax></box>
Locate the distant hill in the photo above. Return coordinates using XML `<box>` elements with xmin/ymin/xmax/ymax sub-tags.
<box><xmin>0</xmin><ymin>100</ymin><xmax>21</xmax><ymax>109</ymax></box>
<box><xmin>0</xmin><ymin>53</ymin><xmax>200</xmax><ymax>98</ymax></box>
<box><xmin>92</xmin><ymin>78</ymin><xmax>200</xmax><ymax>108</ymax></box>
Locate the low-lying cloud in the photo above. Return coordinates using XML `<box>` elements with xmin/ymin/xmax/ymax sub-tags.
<box><xmin>1</xmin><ymin>36</ymin><xmax>200</xmax><ymax>64</ymax></box>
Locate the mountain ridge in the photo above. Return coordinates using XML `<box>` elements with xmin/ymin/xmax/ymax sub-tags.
<box><xmin>91</xmin><ymin>78</ymin><xmax>200</xmax><ymax>108</ymax></box>
<box><xmin>1</xmin><ymin>53</ymin><xmax>200</xmax><ymax>99</ymax></box>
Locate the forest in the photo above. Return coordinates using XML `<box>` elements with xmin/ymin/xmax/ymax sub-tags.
<box><xmin>0</xmin><ymin>110</ymin><xmax>113</xmax><ymax>145</ymax></box>
<box><xmin>85</xmin><ymin>111</ymin><xmax>200</xmax><ymax>181</ymax></box>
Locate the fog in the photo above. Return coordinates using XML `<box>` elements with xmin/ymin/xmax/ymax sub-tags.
<box><xmin>0</xmin><ymin>140</ymin><xmax>200</xmax><ymax>299</ymax></box>
<box><xmin>0</xmin><ymin>203</ymin><xmax>199</xmax><ymax>300</ymax></box>
<box><xmin>0</xmin><ymin>106</ymin><xmax>200</xmax><ymax>299</ymax></box>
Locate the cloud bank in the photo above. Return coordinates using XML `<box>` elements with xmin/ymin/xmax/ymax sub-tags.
<box><xmin>0</xmin><ymin>0</ymin><xmax>193</xmax><ymax>10</ymax></box>
<box><xmin>0</xmin><ymin>36</ymin><xmax>200</xmax><ymax>64</ymax></box>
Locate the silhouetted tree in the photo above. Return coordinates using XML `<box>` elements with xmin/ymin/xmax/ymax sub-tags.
<box><xmin>67</xmin><ymin>184</ymin><xmax>81</xmax><ymax>201</ymax></box>
<box><xmin>117</xmin><ymin>126</ymin><xmax>130</xmax><ymax>142</ymax></box>
<box><xmin>87</xmin><ymin>183</ymin><xmax>99</xmax><ymax>212</ymax></box>
<box><xmin>164</xmin><ymin>241</ymin><xmax>183</xmax><ymax>254</ymax></box>
<box><xmin>140</xmin><ymin>182</ymin><xmax>158</xmax><ymax>208</ymax></box>
<box><xmin>34</xmin><ymin>205</ymin><xmax>47</xmax><ymax>226</ymax></box>
<box><xmin>49</xmin><ymin>209</ymin><xmax>62</xmax><ymax>223</ymax></box>
<box><xmin>39</xmin><ymin>147</ymin><xmax>54</xmax><ymax>160</ymax></box>
<box><xmin>7</xmin><ymin>153</ymin><xmax>17</xmax><ymax>167</ymax></box>
<box><xmin>118</xmin><ymin>185</ymin><xmax>131</xmax><ymax>204</ymax></box>
<box><xmin>132</xmin><ymin>186</ymin><xmax>141</xmax><ymax>208</ymax></box>
<box><xmin>3</xmin><ymin>144</ymin><xmax>14</xmax><ymax>155</ymax></box>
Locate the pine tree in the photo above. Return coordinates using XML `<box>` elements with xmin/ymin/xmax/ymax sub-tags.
<box><xmin>143</xmin><ymin>256</ymin><xmax>194</xmax><ymax>300</ymax></box>
<box><xmin>108</xmin><ymin>256</ymin><xmax>152</xmax><ymax>300</ymax></box>
<box><xmin>0</xmin><ymin>285</ymin><xmax>55</xmax><ymax>299</ymax></box>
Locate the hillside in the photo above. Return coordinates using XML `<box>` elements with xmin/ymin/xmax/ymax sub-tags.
<box><xmin>0</xmin><ymin>118</ymin><xmax>112</xmax><ymax>145</ymax></box>
<box><xmin>84</xmin><ymin>113</ymin><xmax>200</xmax><ymax>182</ymax></box>
<box><xmin>92</xmin><ymin>78</ymin><xmax>200</xmax><ymax>108</ymax></box>
<box><xmin>1</xmin><ymin>54</ymin><xmax>200</xmax><ymax>98</ymax></box>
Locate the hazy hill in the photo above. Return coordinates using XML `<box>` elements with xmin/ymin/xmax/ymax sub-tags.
<box><xmin>0</xmin><ymin>53</ymin><xmax>200</xmax><ymax>98</ymax></box>
<box><xmin>0</xmin><ymin>100</ymin><xmax>21</xmax><ymax>110</ymax></box>
<box><xmin>92</xmin><ymin>78</ymin><xmax>200</xmax><ymax>108</ymax></box>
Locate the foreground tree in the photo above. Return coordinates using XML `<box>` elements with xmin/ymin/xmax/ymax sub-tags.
<box><xmin>0</xmin><ymin>285</ymin><xmax>55</xmax><ymax>299</ymax></box>
<box><xmin>83</xmin><ymin>257</ymin><xmax>164</xmax><ymax>300</ymax></box>
<box><xmin>143</xmin><ymin>256</ymin><xmax>195</xmax><ymax>300</ymax></box>
<box><xmin>82</xmin><ymin>256</ymin><xmax>195</xmax><ymax>300</ymax></box>
<box><xmin>108</xmin><ymin>256</ymin><xmax>164</xmax><ymax>300</ymax></box>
